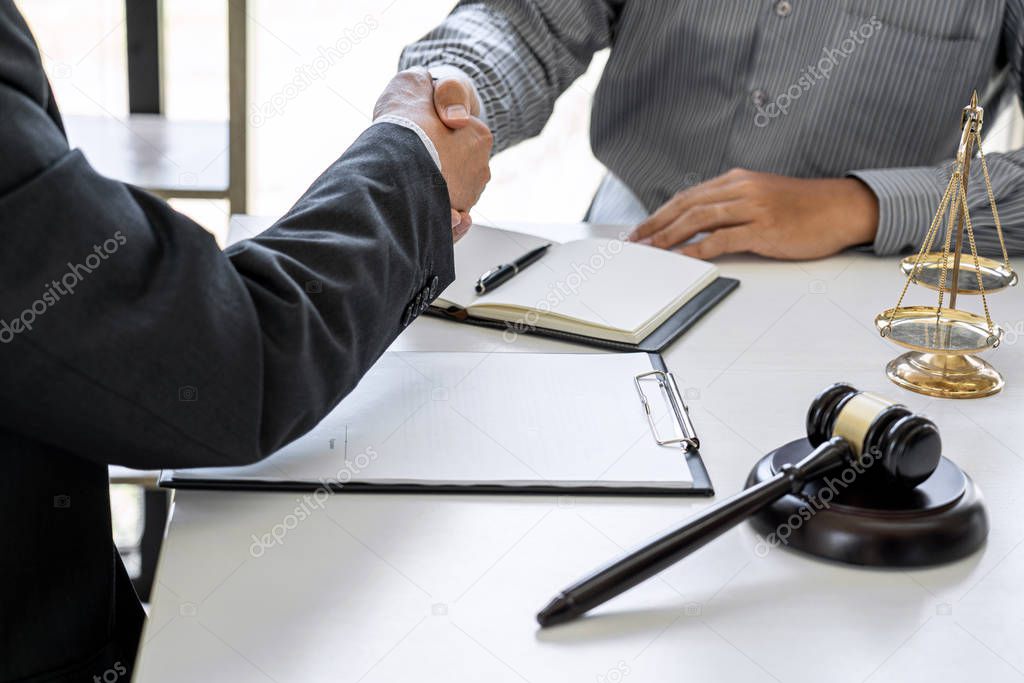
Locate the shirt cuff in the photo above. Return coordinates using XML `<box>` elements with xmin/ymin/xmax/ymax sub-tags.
<box><xmin>847</xmin><ymin>166</ymin><xmax>948</xmax><ymax>256</ymax></box>
<box><xmin>372</xmin><ymin>115</ymin><xmax>442</xmax><ymax>172</ymax></box>
<box><xmin>426</xmin><ymin>64</ymin><xmax>488</xmax><ymax>128</ymax></box>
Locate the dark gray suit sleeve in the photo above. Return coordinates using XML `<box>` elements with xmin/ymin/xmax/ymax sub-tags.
<box><xmin>0</xmin><ymin>3</ymin><xmax>454</xmax><ymax>469</ymax></box>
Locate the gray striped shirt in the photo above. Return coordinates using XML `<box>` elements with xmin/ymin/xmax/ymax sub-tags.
<box><xmin>400</xmin><ymin>0</ymin><xmax>1024</xmax><ymax>256</ymax></box>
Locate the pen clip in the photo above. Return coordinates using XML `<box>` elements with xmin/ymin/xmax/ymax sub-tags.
<box><xmin>634</xmin><ymin>370</ymin><xmax>700</xmax><ymax>451</ymax></box>
<box><xmin>478</xmin><ymin>266</ymin><xmax>502</xmax><ymax>282</ymax></box>
<box><xmin>475</xmin><ymin>265</ymin><xmax>504</xmax><ymax>292</ymax></box>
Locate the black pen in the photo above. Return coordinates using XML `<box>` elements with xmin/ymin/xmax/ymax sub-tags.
<box><xmin>475</xmin><ymin>243</ymin><xmax>551</xmax><ymax>294</ymax></box>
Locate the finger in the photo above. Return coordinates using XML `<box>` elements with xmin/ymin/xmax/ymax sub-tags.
<box><xmin>678</xmin><ymin>226</ymin><xmax>755</xmax><ymax>260</ymax></box>
<box><xmin>646</xmin><ymin>200</ymin><xmax>749</xmax><ymax>250</ymax></box>
<box><xmin>630</xmin><ymin>175</ymin><xmax>742</xmax><ymax>241</ymax></box>
<box><xmin>451</xmin><ymin>209</ymin><xmax>462</xmax><ymax>229</ymax></box>
<box><xmin>452</xmin><ymin>212</ymin><xmax>473</xmax><ymax>242</ymax></box>
<box><xmin>451</xmin><ymin>119</ymin><xmax>493</xmax><ymax>209</ymax></box>
<box><xmin>465</xmin><ymin>117</ymin><xmax>494</xmax><ymax>156</ymax></box>
<box><xmin>434</xmin><ymin>78</ymin><xmax>477</xmax><ymax>129</ymax></box>
<box><xmin>373</xmin><ymin>67</ymin><xmax>432</xmax><ymax>120</ymax></box>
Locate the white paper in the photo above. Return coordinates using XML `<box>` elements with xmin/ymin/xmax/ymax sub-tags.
<box><xmin>169</xmin><ymin>352</ymin><xmax>695</xmax><ymax>490</ymax></box>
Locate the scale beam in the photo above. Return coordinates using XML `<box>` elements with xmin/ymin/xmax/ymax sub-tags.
<box><xmin>875</xmin><ymin>92</ymin><xmax>1016</xmax><ymax>399</ymax></box>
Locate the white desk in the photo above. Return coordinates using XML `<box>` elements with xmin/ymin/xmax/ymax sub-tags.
<box><xmin>134</xmin><ymin>222</ymin><xmax>1024</xmax><ymax>683</ymax></box>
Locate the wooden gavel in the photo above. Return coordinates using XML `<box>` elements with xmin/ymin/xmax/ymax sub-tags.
<box><xmin>537</xmin><ymin>383</ymin><xmax>943</xmax><ymax>627</ymax></box>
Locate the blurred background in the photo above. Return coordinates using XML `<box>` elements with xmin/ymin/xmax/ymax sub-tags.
<box><xmin>20</xmin><ymin>0</ymin><xmax>609</xmax><ymax>243</ymax></box>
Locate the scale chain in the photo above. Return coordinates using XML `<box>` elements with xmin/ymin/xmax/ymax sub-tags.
<box><xmin>956</xmin><ymin>173</ymin><xmax>996</xmax><ymax>337</ymax></box>
<box><xmin>974</xmin><ymin>131</ymin><xmax>1012</xmax><ymax>271</ymax></box>
<box><xmin>884</xmin><ymin>171</ymin><xmax>957</xmax><ymax>333</ymax></box>
<box><xmin>935</xmin><ymin>170</ymin><xmax>962</xmax><ymax>324</ymax></box>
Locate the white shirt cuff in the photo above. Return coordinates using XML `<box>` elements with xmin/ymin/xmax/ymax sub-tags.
<box><xmin>372</xmin><ymin>115</ymin><xmax>442</xmax><ymax>172</ymax></box>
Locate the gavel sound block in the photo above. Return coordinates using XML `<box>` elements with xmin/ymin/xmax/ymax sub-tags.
<box><xmin>535</xmin><ymin>383</ymin><xmax>989</xmax><ymax>627</ymax></box>
<box><xmin>745</xmin><ymin>384</ymin><xmax>988</xmax><ymax>566</ymax></box>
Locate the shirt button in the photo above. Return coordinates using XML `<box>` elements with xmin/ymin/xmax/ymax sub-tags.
<box><xmin>774</xmin><ymin>0</ymin><xmax>792</xmax><ymax>16</ymax></box>
<box><xmin>751</xmin><ymin>89</ymin><xmax>768</xmax><ymax>108</ymax></box>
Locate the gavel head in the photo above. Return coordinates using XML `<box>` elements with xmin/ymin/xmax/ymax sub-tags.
<box><xmin>806</xmin><ymin>384</ymin><xmax>941</xmax><ymax>488</ymax></box>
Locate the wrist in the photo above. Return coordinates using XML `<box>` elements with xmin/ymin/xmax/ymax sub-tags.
<box><xmin>841</xmin><ymin>177</ymin><xmax>879</xmax><ymax>247</ymax></box>
<box><xmin>372</xmin><ymin>115</ymin><xmax>443</xmax><ymax>172</ymax></box>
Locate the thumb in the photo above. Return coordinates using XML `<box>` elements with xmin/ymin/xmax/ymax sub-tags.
<box><xmin>434</xmin><ymin>78</ymin><xmax>476</xmax><ymax>129</ymax></box>
<box><xmin>452</xmin><ymin>211</ymin><xmax>473</xmax><ymax>242</ymax></box>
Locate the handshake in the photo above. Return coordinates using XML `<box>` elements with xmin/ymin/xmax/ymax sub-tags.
<box><xmin>374</xmin><ymin>67</ymin><xmax>492</xmax><ymax>243</ymax></box>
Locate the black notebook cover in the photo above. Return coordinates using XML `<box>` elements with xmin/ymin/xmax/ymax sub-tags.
<box><xmin>425</xmin><ymin>276</ymin><xmax>739</xmax><ymax>353</ymax></box>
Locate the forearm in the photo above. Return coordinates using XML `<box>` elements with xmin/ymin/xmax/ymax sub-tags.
<box><xmin>399</xmin><ymin>0</ymin><xmax>617</xmax><ymax>152</ymax></box>
<box><xmin>0</xmin><ymin>125</ymin><xmax>453</xmax><ymax>469</ymax></box>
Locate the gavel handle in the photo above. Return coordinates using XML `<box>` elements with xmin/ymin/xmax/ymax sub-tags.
<box><xmin>546</xmin><ymin>438</ymin><xmax>853</xmax><ymax>622</ymax></box>
<box><xmin>582</xmin><ymin>472</ymin><xmax>794</xmax><ymax>597</ymax></box>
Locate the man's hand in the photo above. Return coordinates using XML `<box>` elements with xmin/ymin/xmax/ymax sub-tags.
<box><xmin>628</xmin><ymin>169</ymin><xmax>879</xmax><ymax>260</ymax></box>
<box><xmin>429</xmin><ymin>68</ymin><xmax>482</xmax><ymax>130</ymax></box>
<box><xmin>451</xmin><ymin>209</ymin><xmax>472</xmax><ymax>241</ymax></box>
<box><xmin>374</xmin><ymin>68</ymin><xmax>492</xmax><ymax>241</ymax></box>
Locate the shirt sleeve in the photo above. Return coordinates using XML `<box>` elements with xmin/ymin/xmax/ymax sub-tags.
<box><xmin>399</xmin><ymin>0</ymin><xmax>623</xmax><ymax>153</ymax></box>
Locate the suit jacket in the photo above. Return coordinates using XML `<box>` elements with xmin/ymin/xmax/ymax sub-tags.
<box><xmin>0</xmin><ymin>3</ymin><xmax>454</xmax><ymax>680</ymax></box>
<box><xmin>400</xmin><ymin>0</ymin><xmax>1024</xmax><ymax>256</ymax></box>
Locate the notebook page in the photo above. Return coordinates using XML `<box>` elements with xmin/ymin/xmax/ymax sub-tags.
<box><xmin>169</xmin><ymin>352</ymin><xmax>694</xmax><ymax>488</ymax></box>
<box><xmin>435</xmin><ymin>224</ymin><xmax>555</xmax><ymax>309</ymax></box>
<box><xmin>473</xmin><ymin>239</ymin><xmax>718</xmax><ymax>334</ymax></box>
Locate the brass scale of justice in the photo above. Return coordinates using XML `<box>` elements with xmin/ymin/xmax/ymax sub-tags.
<box><xmin>875</xmin><ymin>91</ymin><xmax>1018</xmax><ymax>399</ymax></box>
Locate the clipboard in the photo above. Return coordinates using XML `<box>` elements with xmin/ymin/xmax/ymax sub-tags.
<box><xmin>160</xmin><ymin>352</ymin><xmax>713</xmax><ymax>496</ymax></box>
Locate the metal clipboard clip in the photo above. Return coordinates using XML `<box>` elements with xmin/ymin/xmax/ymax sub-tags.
<box><xmin>634</xmin><ymin>370</ymin><xmax>700</xmax><ymax>451</ymax></box>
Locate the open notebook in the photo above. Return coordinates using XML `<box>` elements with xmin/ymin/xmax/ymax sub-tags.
<box><xmin>162</xmin><ymin>352</ymin><xmax>712</xmax><ymax>495</ymax></box>
<box><xmin>429</xmin><ymin>225</ymin><xmax>731</xmax><ymax>348</ymax></box>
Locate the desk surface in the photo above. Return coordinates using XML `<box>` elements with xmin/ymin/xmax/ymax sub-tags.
<box><xmin>134</xmin><ymin>221</ymin><xmax>1024</xmax><ymax>683</ymax></box>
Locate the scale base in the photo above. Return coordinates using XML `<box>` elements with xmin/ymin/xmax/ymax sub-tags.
<box><xmin>746</xmin><ymin>439</ymin><xmax>988</xmax><ymax>567</ymax></box>
<box><xmin>886</xmin><ymin>351</ymin><xmax>1003</xmax><ymax>399</ymax></box>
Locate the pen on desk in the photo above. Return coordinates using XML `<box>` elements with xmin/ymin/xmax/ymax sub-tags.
<box><xmin>474</xmin><ymin>243</ymin><xmax>552</xmax><ymax>294</ymax></box>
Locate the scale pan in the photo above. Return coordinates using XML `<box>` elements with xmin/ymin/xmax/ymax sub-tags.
<box><xmin>899</xmin><ymin>253</ymin><xmax>1018</xmax><ymax>294</ymax></box>
<box><xmin>875</xmin><ymin>306</ymin><xmax>1002</xmax><ymax>354</ymax></box>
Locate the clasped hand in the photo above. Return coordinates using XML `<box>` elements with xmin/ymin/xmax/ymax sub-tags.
<box><xmin>374</xmin><ymin>68</ymin><xmax>492</xmax><ymax>243</ymax></box>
